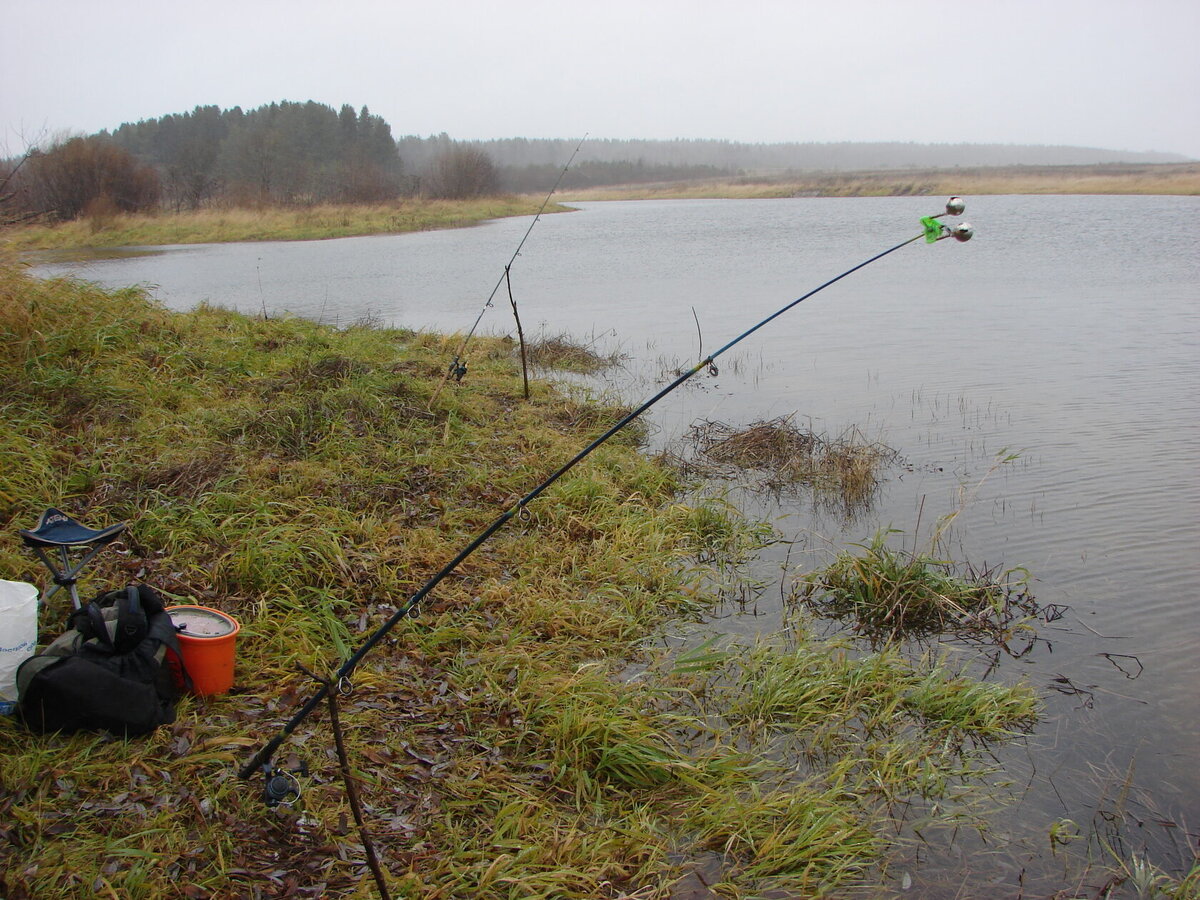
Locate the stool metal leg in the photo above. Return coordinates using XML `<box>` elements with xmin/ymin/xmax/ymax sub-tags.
<box><xmin>31</xmin><ymin>542</ymin><xmax>113</xmax><ymax>609</ymax></box>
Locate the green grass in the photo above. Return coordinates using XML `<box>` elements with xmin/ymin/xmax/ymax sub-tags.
<box><xmin>0</xmin><ymin>260</ymin><xmax>1087</xmax><ymax>898</ymax></box>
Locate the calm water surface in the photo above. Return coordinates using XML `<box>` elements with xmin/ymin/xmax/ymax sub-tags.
<box><xmin>34</xmin><ymin>195</ymin><xmax>1200</xmax><ymax>893</ymax></box>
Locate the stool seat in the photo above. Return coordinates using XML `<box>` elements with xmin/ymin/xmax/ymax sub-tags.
<box><xmin>19</xmin><ymin>508</ymin><xmax>127</xmax><ymax>549</ymax></box>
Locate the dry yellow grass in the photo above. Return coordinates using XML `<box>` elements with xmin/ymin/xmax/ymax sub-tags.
<box><xmin>1</xmin><ymin>197</ymin><xmax>570</xmax><ymax>251</ymax></box>
<box><xmin>563</xmin><ymin>162</ymin><xmax>1200</xmax><ymax>201</ymax></box>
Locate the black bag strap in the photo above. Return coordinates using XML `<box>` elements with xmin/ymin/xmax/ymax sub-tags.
<box><xmin>134</xmin><ymin>584</ymin><xmax>166</xmax><ymax>616</ymax></box>
<box><xmin>125</xmin><ymin>584</ymin><xmax>141</xmax><ymax>617</ymax></box>
<box><xmin>84</xmin><ymin>602</ymin><xmax>114</xmax><ymax>650</ymax></box>
<box><xmin>114</xmin><ymin>585</ymin><xmax>147</xmax><ymax>651</ymax></box>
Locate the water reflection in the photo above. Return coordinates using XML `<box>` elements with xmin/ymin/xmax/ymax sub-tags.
<box><xmin>26</xmin><ymin>245</ymin><xmax>170</xmax><ymax>264</ymax></box>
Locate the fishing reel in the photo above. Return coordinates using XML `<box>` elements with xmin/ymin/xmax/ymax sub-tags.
<box><xmin>261</xmin><ymin>760</ymin><xmax>307</xmax><ymax>808</ymax></box>
<box><xmin>922</xmin><ymin>197</ymin><xmax>974</xmax><ymax>243</ymax></box>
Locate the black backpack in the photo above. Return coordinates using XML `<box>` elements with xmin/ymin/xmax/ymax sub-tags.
<box><xmin>16</xmin><ymin>584</ymin><xmax>189</xmax><ymax>736</ymax></box>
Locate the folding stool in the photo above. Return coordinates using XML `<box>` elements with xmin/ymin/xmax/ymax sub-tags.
<box><xmin>18</xmin><ymin>508</ymin><xmax>128</xmax><ymax>610</ymax></box>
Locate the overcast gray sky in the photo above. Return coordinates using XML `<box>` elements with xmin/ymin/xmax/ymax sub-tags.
<box><xmin>4</xmin><ymin>0</ymin><xmax>1199</xmax><ymax>158</ymax></box>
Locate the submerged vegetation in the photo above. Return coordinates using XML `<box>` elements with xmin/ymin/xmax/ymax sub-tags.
<box><xmin>4</xmin><ymin>262</ymin><xmax>1190</xmax><ymax>897</ymax></box>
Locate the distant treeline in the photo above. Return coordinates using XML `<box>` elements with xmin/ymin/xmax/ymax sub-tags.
<box><xmin>394</xmin><ymin>134</ymin><xmax>734</xmax><ymax>192</ymax></box>
<box><xmin>402</xmin><ymin>133</ymin><xmax>1192</xmax><ymax>191</ymax></box>
<box><xmin>412</xmin><ymin>136</ymin><xmax>1189</xmax><ymax>176</ymax></box>
<box><xmin>3</xmin><ymin>99</ymin><xmax>1192</xmax><ymax>224</ymax></box>
<box><xmin>498</xmin><ymin>160</ymin><xmax>730</xmax><ymax>193</ymax></box>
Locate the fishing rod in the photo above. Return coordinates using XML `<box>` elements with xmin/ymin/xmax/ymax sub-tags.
<box><xmin>239</xmin><ymin>197</ymin><xmax>974</xmax><ymax>782</ymax></box>
<box><xmin>433</xmin><ymin>134</ymin><xmax>588</xmax><ymax>397</ymax></box>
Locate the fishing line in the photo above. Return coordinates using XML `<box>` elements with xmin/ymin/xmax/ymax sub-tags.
<box><xmin>436</xmin><ymin>134</ymin><xmax>588</xmax><ymax>391</ymax></box>
<box><xmin>239</xmin><ymin>198</ymin><xmax>974</xmax><ymax>781</ymax></box>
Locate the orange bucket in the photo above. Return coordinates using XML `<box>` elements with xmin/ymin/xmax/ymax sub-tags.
<box><xmin>166</xmin><ymin>605</ymin><xmax>241</xmax><ymax>696</ymax></box>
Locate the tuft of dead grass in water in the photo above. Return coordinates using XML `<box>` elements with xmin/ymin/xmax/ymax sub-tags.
<box><xmin>525</xmin><ymin>332</ymin><xmax>620</xmax><ymax>374</ymax></box>
<box><xmin>685</xmin><ymin>416</ymin><xmax>896</xmax><ymax>514</ymax></box>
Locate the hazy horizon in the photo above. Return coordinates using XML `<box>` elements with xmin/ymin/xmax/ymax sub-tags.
<box><xmin>4</xmin><ymin>0</ymin><xmax>1199</xmax><ymax>159</ymax></box>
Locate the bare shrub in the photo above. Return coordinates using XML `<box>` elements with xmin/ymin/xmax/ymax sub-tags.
<box><xmin>27</xmin><ymin>136</ymin><xmax>160</xmax><ymax>220</ymax></box>
<box><xmin>424</xmin><ymin>147</ymin><xmax>499</xmax><ymax>199</ymax></box>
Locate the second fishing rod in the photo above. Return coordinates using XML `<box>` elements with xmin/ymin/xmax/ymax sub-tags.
<box><xmin>239</xmin><ymin>197</ymin><xmax>975</xmax><ymax>782</ymax></box>
<box><xmin>430</xmin><ymin>134</ymin><xmax>588</xmax><ymax>405</ymax></box>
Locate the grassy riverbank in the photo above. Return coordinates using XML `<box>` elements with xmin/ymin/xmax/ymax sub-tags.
<box><xmin>1</xmin><ymin>196</ymin><xmax>568</xmax><ymax>251</ymax></box>
<box><xmin>563</xmin><ymin>162</ymin><xmax>1200</xmax><ymax>200</ymax></box>
<box><xmin>3</xmin><ymin>263</ymin><xmax>1191</xmax><ymax>898</ymax></box>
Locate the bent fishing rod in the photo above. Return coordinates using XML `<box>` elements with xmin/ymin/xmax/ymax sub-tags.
<box><xmin>239</xmin><ymin>197</ymin><xmax>974</xmax><ymax>781</ymax></box>
<box><xmin>432</xmin><ymin>134</ymin><xmax>588</xmax><ymax>400</ymax></box>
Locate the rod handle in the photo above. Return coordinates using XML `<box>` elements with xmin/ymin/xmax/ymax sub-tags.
<box><xmin>239</xmin><ymin>732</ymin><xmax>288</xmax><ymax>780</ymax></box>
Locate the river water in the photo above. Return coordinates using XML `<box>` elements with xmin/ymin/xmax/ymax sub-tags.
<box><xmin>32</xmin><ymin>195</ymin><xmax>1200</xmax><ymax>893</ymax></box>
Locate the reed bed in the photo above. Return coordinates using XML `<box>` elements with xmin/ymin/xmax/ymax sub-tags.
<box><xmin>2</xmin><ymin>261</ymin><xmax>1160</xmax><ymax>898</ymax></box>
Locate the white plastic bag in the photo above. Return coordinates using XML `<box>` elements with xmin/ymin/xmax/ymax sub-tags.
<box><xmin>0</xmin><ymin>580</ymin><xmax>39</xmax><ymax>703</ymax></box>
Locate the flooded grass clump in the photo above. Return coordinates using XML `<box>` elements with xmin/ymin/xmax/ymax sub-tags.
<box><xmin>799</xmin><ymin>530</ymin><xmax>1041</xmax><ymax>646</ymax></box>
<box><xmin>525</xmin><ymin>331</ymin><xmax>620</xmax><ymax>373</ymax></box>
<box><xmin>709</xmin><ymin>638</ymin><xmax>1038</xmax><ymax>749</ymax></box>
<box><xmin>645</xmin><ymin>630</ymin><xmax>1042</xmax><ymax>893</ymax></box>
<box><xmin>687</xmin><ymin>416</ymin><xmax>896</xmax><ymax>513</ymax></box>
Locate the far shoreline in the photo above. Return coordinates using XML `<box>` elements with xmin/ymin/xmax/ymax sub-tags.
<box><xmin>560</xmin><ymin>162</ymin><xmax>1200</xmax><ymax>202</ymax></box>
<box><xmin>4</xmin><ymin>162</ymin><xmax>1195</xmax><ymax>253</ymax></box>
